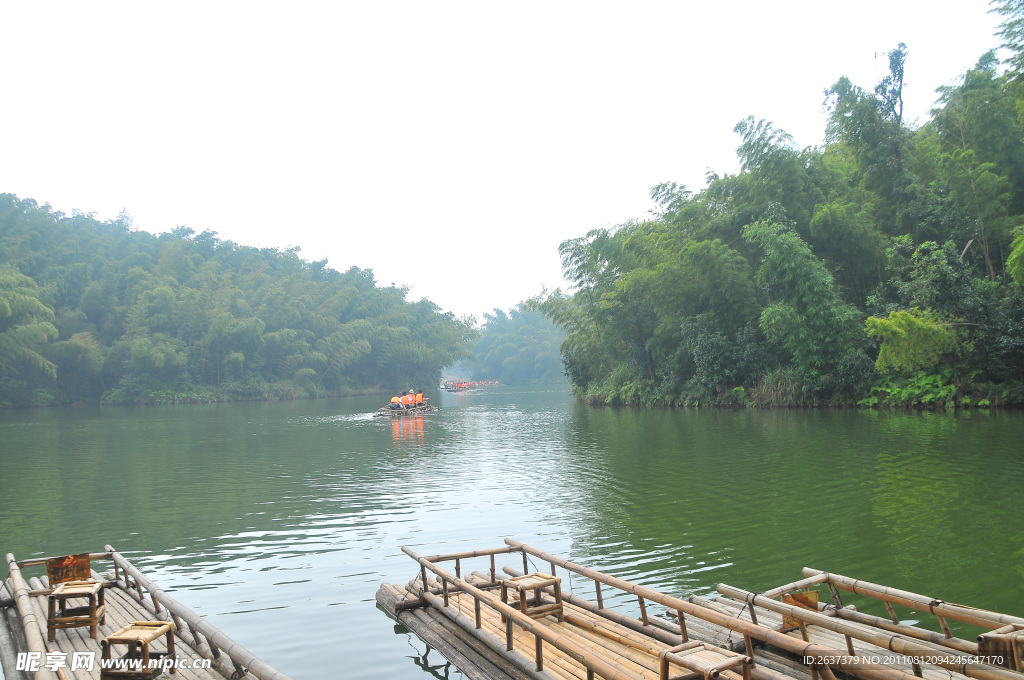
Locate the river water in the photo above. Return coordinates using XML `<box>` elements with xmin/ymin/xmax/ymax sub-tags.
<box><xmin>1</xmin><ymin>386</ymin><xmax>1022</xmax><ymax>680</ymax></box>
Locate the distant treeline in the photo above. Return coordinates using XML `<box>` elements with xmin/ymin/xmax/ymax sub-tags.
<box><xmin>539</xmin><ymin>16</ymin><xmax>1024</xmax><ymax>407</ymax></box>
<box><xmin>0</xmin><ymin>195</ymin><xmax>475</xmax><ymax>406</ymax></box>
<box><xmin>467</xmin><ymin>304</ymin><xmax>566</xmax><ymax>385</ymax></box>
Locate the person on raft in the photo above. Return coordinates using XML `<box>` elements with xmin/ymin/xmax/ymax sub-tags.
<box><xmin>389</xmin><ymin>393</ymin><xmax>402</xmax><ymax>409</ymax></box>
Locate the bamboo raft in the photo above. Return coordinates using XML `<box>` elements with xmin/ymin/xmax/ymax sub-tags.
<box><xmin>373</xmin><ymin>404</ymin><xmax>440</xmax><ymax>417</ymax></box>
<box><xmin>1</xmin><ymin>547</ymin><xmax>292</xmax><ymax>680</ymax></box>
<box><xmin>376</xmin><ymin>539</ymin><xmax>1024</xmax><ymax>680</ymax></box>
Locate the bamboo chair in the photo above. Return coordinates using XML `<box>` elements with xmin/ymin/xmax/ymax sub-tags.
<box><xmin>46</xmin><ymin>552</ymin><xmax>106</xmax><ymax>640</ymax></box>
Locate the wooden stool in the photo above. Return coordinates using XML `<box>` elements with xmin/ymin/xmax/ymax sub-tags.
<box><xmin>500</xmin><ymin>572</ymin><xmax>564</xmax><ymax>622</ymax></box>
<box><xmin>659</xmin><ymin>641</ymin><xmax>752</xmax><ymax>680</ymax></box>
<box><xmin>100</xmin><ymin>621</ymin><xmax>176</xmax><ymax>678</ymax></box>
<box><xmin>47</xmin><ymin>579</ymin><xmax>106</xmax><ymax>640</ymax></box>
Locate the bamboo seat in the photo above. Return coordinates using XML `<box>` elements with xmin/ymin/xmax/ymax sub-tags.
<box><xmin>659</xmin><ymin>641</ymin><xmax>752</xmax><ymax>680</ymax></box>
<box><xmin>978</xmin><ymin>625</ymin><xmax>1024</xmax><ymax>670</ymax></box>
<box><xmin>500</xmin><ymin>572</ymin><xmax>564</xmax><ymax>622</ymax></box>
<box><xmin>100</xmin><ymin>620</ymin><xmax>177</xmax><ymax>678</ymax></box>
<box><xmin>45</xmin><ymin>553</ymin><xmax>106</xmax><ymax>640</ymax></box>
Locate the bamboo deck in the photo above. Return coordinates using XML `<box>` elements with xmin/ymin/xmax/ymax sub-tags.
<box><xmin>377</xmin><ymin>539</ymin><xmax>1024</xmax><ymax>680</ymax></box>
<box><xmin>1</xmin><ymin>548</ymin><xmax>292</xmax><ymax>680</ymax></box>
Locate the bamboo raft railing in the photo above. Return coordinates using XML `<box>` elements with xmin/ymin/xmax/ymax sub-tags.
<box><xmin>715</xmin><ymin>583</ymin><xmax>1019</xmax><ymax>680</ymax></box>
<box><xmin>378</xmin><ymin>539</ymin><xmax>1024</xmax><ymax>680</ymax></box>
<box><xmin>795</xmin><ymin>569</ymin><xmax>1024</xmax><ymax>672</ymax></box>
<box><xmin>2</xmin><ymin>547</ymin><xmax>293</xmax><ymax>680</ymax></box>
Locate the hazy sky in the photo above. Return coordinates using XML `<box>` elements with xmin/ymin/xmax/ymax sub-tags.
<box><xmin>1</xmin><ymin>1</ymin><xmax>1005</xmax><ymax>321</ymax></box>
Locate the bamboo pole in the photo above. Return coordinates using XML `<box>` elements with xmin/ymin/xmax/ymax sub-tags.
<box><xmin>105</xmin><ymin>561</ymin><xmax>264</xmax><ymax>677</ymax></box>
<box><xmin>5</xmin><ymin>554</ymin><xmax>57</xmax><ymax>680</ymax></box>
<box><xmin>501</xmin><ymin>566</ymin><xmax>689</xmax><ymax>652</ymax></box>
<box><xmin>416</xmin><ymin>585</ymin><xmax>602</xmax><ymax>680</ymax></box>
<box><xmin>506</xmin><ymin>539</ymin><xmax>919</xmax><ymax>680</ymax></box>
<box><xmin>420</xmin><ymin>547</ymin><xmax>520</xmax><ymax>563</ymax></box>
<box><xmin>826</xmin><ymin>601</ymin><xmax>977</xmax><ymax>655</ymax></box>
<box><xmin>563</xmin><ymin>614</ymin><xmax>664</xmax><ymax>655</ymax></box>
<box><xmin>380</xmin><ymin>582</ymin><xmax>536</xmax><ymax>680</ymax></box>
<box><xmin>761</xmin><ymin>574</ymin><xmax>830</xmax><ymax>600</ymax></box>
<box><xmin>21</xmin><ymin>578</ymin><xmax>71</xmax><ymax>680</ymax></box>
<box><xmin>14</xmin><ymin>554</ymin><xmax>109</xmax><ymax>569</ymax></box>
<box><xmin>978</xmin><ymin>629</ymin><xmax>1024</xmax><ymax>672</ymax></box>
<box><xmin>564</xmin><ymin>608</ymin><xmax>663</xmax><ymax>652</ymax></box>
<box><xmin>104</xmin><ymin>545</ymin><xmax>292</xmax><ymax>680</ymax></box>
<box><xmin>109</xmin><ymin>565</ymin><xmax>224</xmax><ymax>660</ymax></box>
<box><xmin>403</xmin><ymin>546</ymin><xmax>636</xmax><ymax>680</ymax></box>
<box><xmin>802</xmin><ymin>569</ymin><xmax>1024</xmax><ymax>630</ymax></box>
<box><xmin>0</xmin><ymin>598</ymin><xmax>30</xmax><ymax>680</ymax></box>
<box><xmin>716</xmin><ymin>584</ymin><xmax>1021</xmax><ymax>680</ymax></box>
<box><xmin>552</xmin><ymin>620</ymin><xmax>658</xmax><ymax>673</ymax></box>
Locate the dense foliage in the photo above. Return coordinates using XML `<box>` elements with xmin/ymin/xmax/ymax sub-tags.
<box><xmin>0</xmin><ymin>196</ymin><xmax>475</xmax><ymax>406</ymax></box>
<box><xmin>542</xmin><ymin>20</ymin><xmax>1024</xmax><ymax>408</ymax></box>
<box><xmin>468</xmin><ymin>303</ymin><xmax>566</xmax><ymax>384</ymax></box>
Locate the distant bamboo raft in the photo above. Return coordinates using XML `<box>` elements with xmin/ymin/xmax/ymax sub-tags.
<box><xmin>1</xmin><ymin>548</ymin><xmax>293</xmax><ymax>680</ymax></box>
<box><xmin>376</xmin><ymin>539</ymin><xmax>1024</xmax><ymax>680</ymax></box>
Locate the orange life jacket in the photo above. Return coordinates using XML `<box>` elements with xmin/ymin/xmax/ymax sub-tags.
<box><xmin>415</xmin><ymin>392</ymin><xmax>424</xmax><ymax>404</ymax></box>
<box><xmin>390</xmin><ymin>396</ymin><xmax>400</xmax><ymax>404</ymax></box>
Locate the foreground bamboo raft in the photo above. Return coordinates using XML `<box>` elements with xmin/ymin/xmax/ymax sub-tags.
<box><xmin>1</xmin><ymin>547</ymin><xmax>292</xmax><ymax>680</ymax></box>
<box><xmin>376</xmin><ymin>539</ymin><xmax>1024</xmax><ymax>680</ymax></box>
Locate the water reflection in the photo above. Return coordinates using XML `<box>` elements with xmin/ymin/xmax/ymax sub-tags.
<box><xmin>392</xmin><ymin>414</ymin><xmax>426</xmax><ymax>445</ymax></box>
<box><xmin>389</xmin><ymin>622</ymin><xmax>459</xmax><ymax>680</ymax></box>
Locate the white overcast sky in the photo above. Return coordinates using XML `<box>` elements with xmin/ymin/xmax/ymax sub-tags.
<box><xmin>1</xmin><ymin>1</ymin><xmax>1005</xmax><ymax>322</ymax></box>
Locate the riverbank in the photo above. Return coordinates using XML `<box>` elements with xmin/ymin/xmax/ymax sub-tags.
<box><xmin>98</xmin><ymin>380</ymin><xmax>386</xmax><ymax>407</ymax></box>
<box><xmin>575</xmin><ymin>370</ymin><xmax>1024</xmax><ymax>409</ymax></box>
<box><xmin>0</xmin><ymin>380</ymin><xmax>389</xmax><ymax>408</ymax></box>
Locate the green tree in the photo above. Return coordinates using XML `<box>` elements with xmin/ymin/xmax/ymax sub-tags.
<box><xmin>992</xmin><ymin>0</ymin><xmax>1024</xmax><ymax>82</ymax></box>
<box><xmin>823</xmin><ymin>45</ymin><xmax>913</xmax><ymax>235</ymax></box>
<box><xmin>808</xmin><ymin>200</ymin><xmax>886</xmax><ymax>303</ymax></box>
<box><xmin>1009</xmin><ymin>227</ymin><xmax>1024</xmax><ymax>285</ymax></box>
<box><xmin>865</xmin><ymin>309</ymin><xmax>959</xmax><ymax>374</ymax></box>
<box><xmin>47</xmin><ymin>331</ymin><xmax>106</xmax><ymax>401</ymax></box>
<box><xmin>0</xmin><ymin>267</ymin><xmax>59</xmax><ymax>404</ymax></box>
<box><xmin>743</xmin><ymin>220</ymin><xmax>862</xmax><ymax>376</ymax></box>
<box><xmin>732</xmin><ymin>117</ymin><xmax>821</xmax><ymax>235</ymax></box>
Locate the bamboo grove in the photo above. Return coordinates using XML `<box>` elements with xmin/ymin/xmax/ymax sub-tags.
<box><xmin>539</xmin><ymin>10</ymin><xmax>1024</xmax><ymax>407</ymax></box>
<box><xmin>0</xmin><ymin>196</ymin><xmax>476</xmax><ymax>406</ymax></box>
<box><xmin>467</xmin><ymin>304</ymin><xmax>566</xmax><ymax>385</ymax></box>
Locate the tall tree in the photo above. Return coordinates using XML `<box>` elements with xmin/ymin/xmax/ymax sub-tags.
<box><xmin>992</xmin><ymin>0</ymin><xmax>1024</xmax><ymax>81</ymax></box>
<box><xmin>824</xmin><ymin>44</ymin><xmax>913</xmax><ymax>235</ymax></box>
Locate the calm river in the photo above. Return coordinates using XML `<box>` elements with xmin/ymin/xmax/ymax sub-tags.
<box><xmin>1</xmin><ymin>386</ymin><xmax>1022</xmax><ymax>680</ymax></box>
